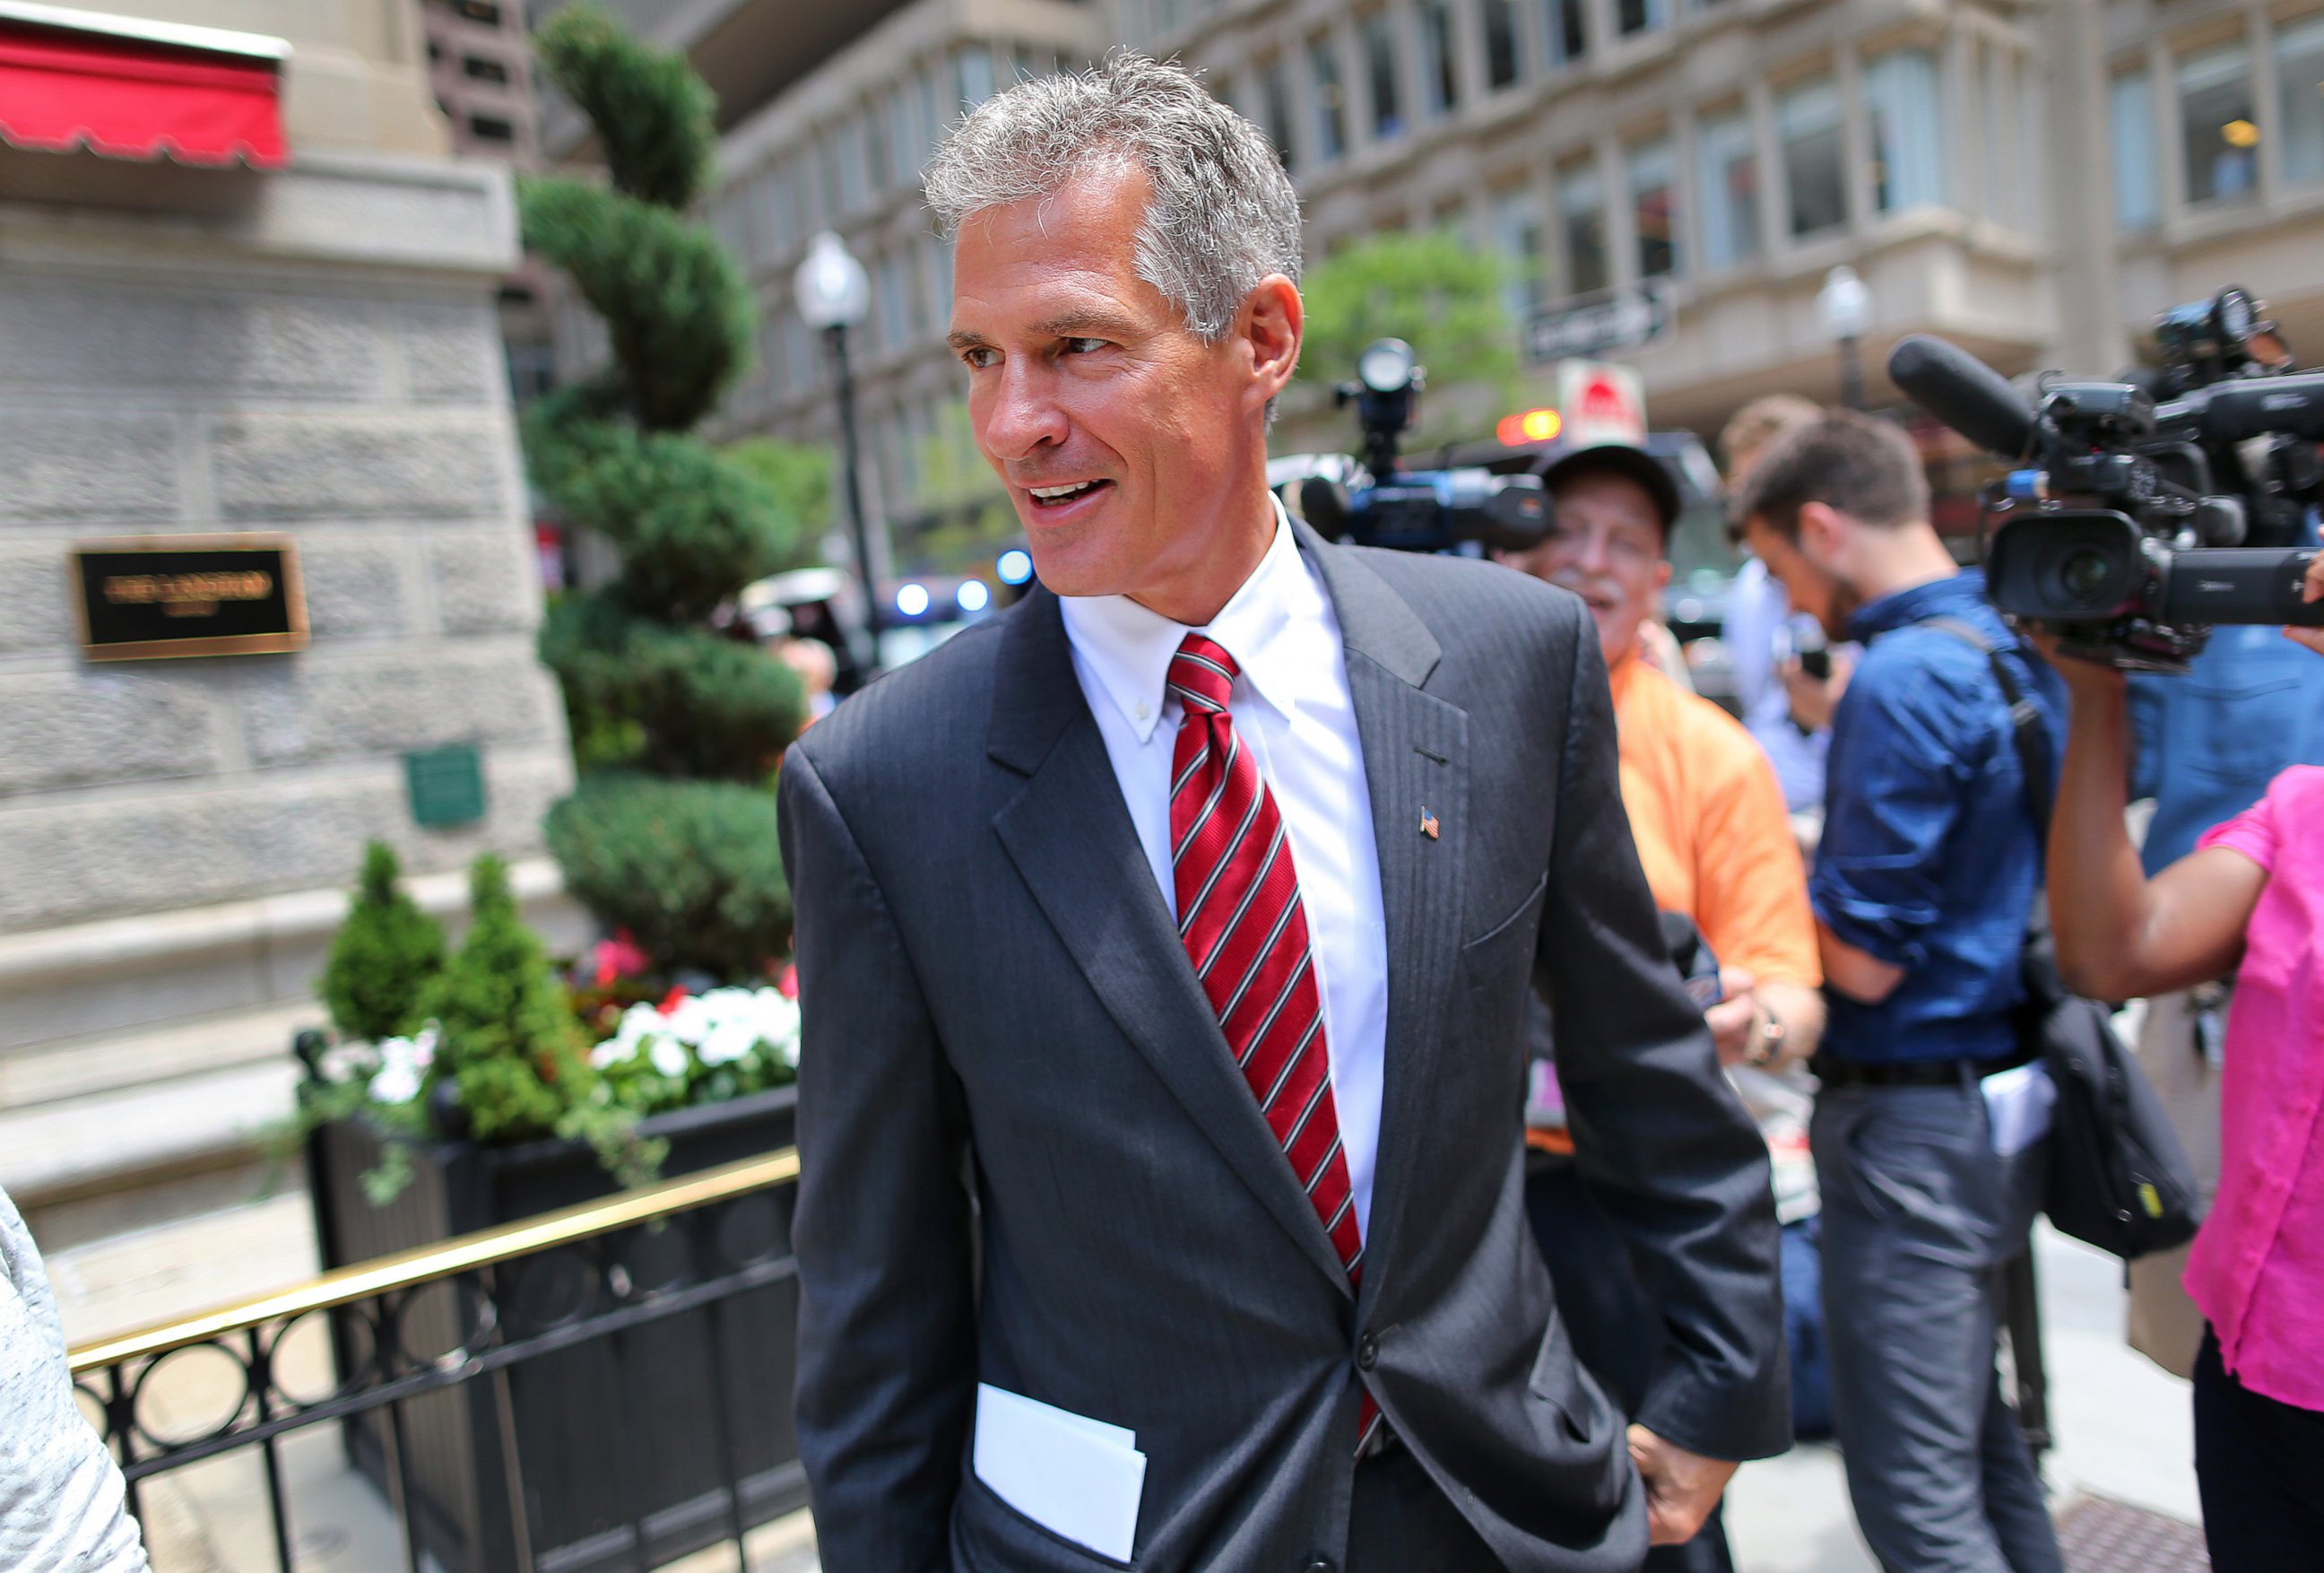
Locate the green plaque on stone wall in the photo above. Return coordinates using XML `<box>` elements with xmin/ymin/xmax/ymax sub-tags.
<box><xmin>405</xmin><ymin>745</ymin><xmax>486</xmax><ymax>829</ymax></box>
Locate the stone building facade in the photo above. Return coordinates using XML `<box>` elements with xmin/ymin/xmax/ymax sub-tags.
<box><xmin>0</xmin><ymin>0</ymin><xmax>577</xmax><ymax>1302</ymax></box>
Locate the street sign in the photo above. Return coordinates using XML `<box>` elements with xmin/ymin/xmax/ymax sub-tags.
<box><xmin>1524</xmin><ymin>283</ymin><xmax>1669</xmax><ymax>364</ymax></box>
<box><xmin>1557</xmin><ymin>360</ymin><xmax>1648</xmax><ymax>448</ymax></box>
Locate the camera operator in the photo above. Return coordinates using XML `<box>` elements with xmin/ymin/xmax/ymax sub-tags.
<box><xmin>1734</xmin><ymin>412</ymin><xmax>2066</xmax><ymax>1573</ymax></box>
<box><xmin>1500</xmin><ymin>441</ymin><xmax>1825</xmax><ymax>1573</ymax></box>
<box><xmin>2119</xmin><ymin>591</ymin><xmax>2324</xmax><ymax>1379</ymax></box>
<box><xmin>2043</xmin><ymin>552</ymin><xmax>2324</xmax><ymax>1571</ymax></box>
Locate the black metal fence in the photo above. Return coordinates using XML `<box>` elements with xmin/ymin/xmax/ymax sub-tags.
<box><xmin>67</xmin><ymin>1152</ymin><xmax>807</xmax><ymax>1573</ymax></box>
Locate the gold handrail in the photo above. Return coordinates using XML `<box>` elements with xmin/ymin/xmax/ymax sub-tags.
<box><xmin>67</xmin><ymin>1148</ymin><xmax>801</xmax><ymax>1377</ymax></box>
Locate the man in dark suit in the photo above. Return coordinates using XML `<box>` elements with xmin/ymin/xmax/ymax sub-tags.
<box><xmin>776</xmin><ymin>54</ymin><xmax>1786</xmax><ymax>1573</ymax></box>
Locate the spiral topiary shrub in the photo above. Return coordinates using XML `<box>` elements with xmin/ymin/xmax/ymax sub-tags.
<box><xmin>523</xmin><ymin>4</ymin><xmax>808</xmax><ymax>980</ymax></box>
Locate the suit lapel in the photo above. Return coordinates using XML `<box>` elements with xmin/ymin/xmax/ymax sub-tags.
<box><xmin>1295</xmin><ymin>526</ymin><xmax>1470</xmax><ymax>1309</ymax></box>
<box><xmin>986</xmin><ymin>590</ymin><xmax>1354</xmax><ymax>1294</ymax></box>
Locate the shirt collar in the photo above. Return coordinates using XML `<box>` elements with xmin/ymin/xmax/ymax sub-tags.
<box><xmin>1057</xmin><ymin>496</ymin><xmax>1322</xmax><ymax>743</ymax></box>
<box><xmin>1846</xmin><ymin>567</ymin><xmax>1989</xmax><ymax>644</ymax></box>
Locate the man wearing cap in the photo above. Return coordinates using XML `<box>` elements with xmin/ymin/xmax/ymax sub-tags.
<box><xmin>1500</xmin><ymin>442</ymin><xmax>1825</xmax><ymax>1573</ymax></box>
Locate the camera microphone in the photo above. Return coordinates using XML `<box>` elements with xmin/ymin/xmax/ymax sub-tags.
<box><xmin>1887</xmin><ymin>335</ymin><xmax>2036</xmax><ymax>459</ymax></box>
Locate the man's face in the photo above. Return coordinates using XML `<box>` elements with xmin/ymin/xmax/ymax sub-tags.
<box><xmin>1744</xmin><ymin>513</ymin><xmax>1857</xmax><ymax>640</ymax></box>
<box><xmin>948</xmin><ymin>164</ymin><xmax>1285</xmax><ymax>607</ymax></box>
<box><xmin>1498</xmin><ymin>469</ymin><xmax>1669</xmax><ymax>668</ymax></box>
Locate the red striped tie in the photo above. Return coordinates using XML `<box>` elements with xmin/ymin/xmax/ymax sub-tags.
<box><xmin>1168</xmin><ymin>632</ymin><xmax>1380</xmax><ymax>1451</ymax></box>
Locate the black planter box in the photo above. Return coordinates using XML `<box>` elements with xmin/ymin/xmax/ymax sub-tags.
<box><xmin>308</xmin><ymin>1082</ymin><xmax>805</xmax><ymax>1573</ymax></box>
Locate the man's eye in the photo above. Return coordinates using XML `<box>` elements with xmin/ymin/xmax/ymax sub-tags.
<box><xmin>1062</xmin><ymin>337</ymin><xmax>1107</xmax><ymax>355</ymax></box>
<box><xmin>962</xmin><ymin>347</ymin><xmax>999</xmax><ymax>369</ymax></box>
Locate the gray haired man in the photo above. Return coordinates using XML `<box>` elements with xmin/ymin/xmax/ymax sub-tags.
<box><xmin>779</xmin><ymin>54</ymin><xmax>1787</xmax><ymax>1572</ymax></box>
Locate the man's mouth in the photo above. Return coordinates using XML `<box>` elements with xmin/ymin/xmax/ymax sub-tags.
<box><xmin>1023</xmin><ymin>479</ymin><xmax>1113</xmax><ymax>509</ymax></box>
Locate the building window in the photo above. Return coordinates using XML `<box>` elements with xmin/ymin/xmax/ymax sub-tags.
<box><xmin>1420</xmin><ymin>2</ymin><xmax>1460</xmax><ymax>117</ymax></box>
<box><xmin>916</xmin><ymin>61</ymin><xmax>945</xmax><ymax>151</ymax></box>
<box><xmin>1695</xmin><ymin>108</ymin><xmax>1759</xmax><ymax>269</ymax></box>
<box><xmin>426</xmin><ymin>39</ymin><xmax>441</xmax><ymax>63</ymax></box>
<box><xmin>469</xmin><ymin>114</ymin><xmax>514</xmax><ymax>143</ymax></box>
<box><xmin>1864</xmin><ymin>48</ymin><xmax>1944</xmax><ymax>213</ymax></box>
<box><xmin>837</xmin><ymin>117</ymin><xmax>870</xmax><ymax>213</ymax></box>
<box><xmin>1558</xmin><ymin>158</ymin><xmax>1609</xmax><ymax>297</ymax></box>
<box><xmin>1978</xmin><ymin>45</ymin><xmax>2026</xmax><ymax>226</ymax></box>
<box><xmin>1616</xmin><ymin>0</ymin><xmax>1668</xmax><ymax>36</ymax></box>
<box><xmin>2279</xmin><ymin>15</ymin><xmax>2324</xmax><ymax>187</ymax></box>
<box><xmin>1492</xmin><ymin>186</ymin><xmax>1546</xmax><ymax>323</ymax></box>
<box><xmin>1365</xmin><ymin>12</ymin><xmax>1404</xmax><ymax>140</ymax></box>
<box><xmin>876</xmin><ymin>250</ymin><xmax>909</xmax><ymax>352</ymax></box>
<box><xmin>1308</xmin><ymin>34</ymin><xmax>1348</xmax><ymax>162</ymax></box>
<box><xmin>888</xmin><ymin>85</ymin><xmax>919</xmax><ymax>185</ymax></box>
<box><xmin>863</xmin><ymin>101</ymin><xmax>891</xmax><ymax>196</ymax></box>
<box><xmin>2178</xmin><ymin>40</ymin><xmax>2257</xmax><ymax>204</ymax></box>
<box><xmin>1778</xmin><ymin>76</ymin><xmax>1847</xmax><ymax>238</ymax></box>
<box><xmin>2110</xmin><ymin>68</ymin><xmax>2158</xmax><ymax>230</ymax></box>
<box><xmin>956</xmin><ymin>45</ymin><xmax>996</xmax><ymax>112</ymax></box>
<box><xmin>462</xmin><ymin>55</ymin><xmax>508</xmax><ymax>84</ymax></box>
<box><xmin>1627</xmin><ymin>137</ymin><xmax>1677</xmax><ymax>278</ymax></box>
<box><xmin>454</xmin><ymin>0</ymin><xmax>501</xmax><ymax>25</ymax></box>
<box><xmin>1542</xmin><ymin>0</ymin><xmax>1587</xmax><ymax>67</ymax></box>
<box><xmin>1483</xmin><ymin>0</ymin><xmax>1522</xmax><ymax>90</ymax></box>
<box><xmin>1262</xmin><ymin>58</ymin><xmax>1296</xmax><ymax>168</ymax></box>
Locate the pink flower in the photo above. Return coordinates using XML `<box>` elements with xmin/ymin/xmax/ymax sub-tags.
<box><xmin>593</xmin><ymin>929</ymin><xmax>651</xmax><ymax>987</ymax></box>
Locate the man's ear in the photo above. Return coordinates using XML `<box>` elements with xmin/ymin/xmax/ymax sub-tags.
<box><xmin>1797</xmin><ymin>500</ymin><xmax>1846</xmax><ymax>561</ymax></box>
<box><xmin>1241</xmin><ymin>274</ymin><xmax>1303</xmax><ymax>407</ymax></box>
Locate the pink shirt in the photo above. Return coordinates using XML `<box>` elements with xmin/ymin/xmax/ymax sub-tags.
<box><xmin>2189</xmin><ymin>764</ymin><xmax>2324</xmax><ymax>1412</ymax></box>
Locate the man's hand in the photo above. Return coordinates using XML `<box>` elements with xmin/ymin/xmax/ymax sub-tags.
<box><xmin>1627</xmin><ymin>1423</ymin><xmax>1739</xmax><ymax>1546</ymax></box>
<box><xmin>1780</xmin><ymin>651</ymin><xmax>1852</xmax><ymax>732</ymax></box>
<box><xmin>1704</xmin><ymin>969</ymin><xmax>1757</xmax><ymax>1066</ymax></box>
<box><xmin>2286</xmin><ymin>552</ymin><xmax>2324</xmax><ymax>656</ymax></box>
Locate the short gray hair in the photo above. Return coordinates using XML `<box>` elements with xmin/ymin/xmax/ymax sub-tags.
<box><xmin>924</xmin><ymin>51</ymin><xmax>1302</xmax><ymax>343</ymax></box>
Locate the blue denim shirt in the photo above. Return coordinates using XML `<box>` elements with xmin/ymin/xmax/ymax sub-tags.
<box><xmin>2131</xmin><ymin>626</ymin><xmax>2324</xmax><ymax>873</ymax></box>
<box><xmin>1814</xmin><ymin>570</ymin><xmax>2065</xmax><ymax>1064</ymax></box>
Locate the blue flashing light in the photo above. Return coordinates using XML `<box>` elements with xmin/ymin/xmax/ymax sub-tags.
<box><xmin>997</xmin><ymin>549</ymin><xmax>1034</xmax><ymax>586</ymax></box>
<box><xmin>958</xmin><ymin>580</ymin><xmax>992</xmax><ymax>613</ymax></box>
<box><xmin>895</xmin><ymin>582</ymin><xmax>932</xmax><ymax>618</ymax></box>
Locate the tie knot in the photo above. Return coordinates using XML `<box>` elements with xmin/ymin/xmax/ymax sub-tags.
<box><xmin>1169</xmin><ymin>633</ymin><xmax>1239</xmax><ymax>715</ymax></box>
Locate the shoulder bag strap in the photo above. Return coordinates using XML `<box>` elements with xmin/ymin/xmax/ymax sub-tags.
<box><xmin>1918</xmin><ymin>614</ymin><xmax>2054</xmax><ymax>838</ymax></box>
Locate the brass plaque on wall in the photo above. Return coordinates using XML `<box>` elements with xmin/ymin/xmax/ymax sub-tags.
<box><xmin>71</xmin><ymin>535</ymin><xmax>308</xmax><ymax>661</ymax></box>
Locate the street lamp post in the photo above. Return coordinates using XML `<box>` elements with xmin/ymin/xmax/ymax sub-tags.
<box><xmin>794</xmin><ymin>230</ymin><xmax>880</xmax><ymax>674</ymax></box>
<box><xmin>1817</xmin><ymin>264</ymin><xmax>1872</xmax><ymax>412</ymax></box>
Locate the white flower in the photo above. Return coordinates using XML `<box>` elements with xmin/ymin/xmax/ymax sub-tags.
<box><xmin>698</xmin><ymin>1019</ymin><xmax>758</xmax><ymax>1067</ymax></box>
<box><xmin>589</xmin><ymin>1038</ymin><xmax>637</xmax><ymax>1068</ymax></box>
<box><xmin>648</xmin><ymin>1035</ymin><xmax>690</xmax><ymax>1079</ymax></box>
<box><xmin>663</xmin><ymin>995</ymin><xmax>715</xmax><ymax>1047</ymax></box>
<box><xmin>369</xmin><ymin>1059</ymin><xmax>421</xmax><ymax>1105</ymax></box>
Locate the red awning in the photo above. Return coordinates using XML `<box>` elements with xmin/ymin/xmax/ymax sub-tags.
<box><xmin>0</xmin><ymin>10</ymin><xmax>285</xmax><ymax>169</ymax></box>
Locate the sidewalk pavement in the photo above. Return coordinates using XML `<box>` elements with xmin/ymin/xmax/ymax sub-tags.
<box><xmin>56</xmin><ymin>1197</ymin><xmax>2204</xmax><ymax>1572</ymax></box>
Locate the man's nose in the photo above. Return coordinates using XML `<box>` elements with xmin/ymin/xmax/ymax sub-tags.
<box><xmin>1574</xmin><ymin>528</ymin><xmax>1614</xmax><ymax>575</ymax></box>
<box><xmin>978</xmin><ymin>362</ymin><xmax>1068</xmax><ymax>459</ymax></box>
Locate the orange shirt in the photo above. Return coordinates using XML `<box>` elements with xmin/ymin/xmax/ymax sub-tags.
<box><xmin>1609</xmin><ymin>650</ymin><xmax>1821</xmax><ymax>991</ymax></box>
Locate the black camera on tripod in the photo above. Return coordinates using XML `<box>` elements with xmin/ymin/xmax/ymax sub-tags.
<box><xmin>1292</xmin><ymin>338</ymin><xmax>1552</xmax><ymax>555</ymax></box>
<box><xmin>1889</xmin><ymin>287</ymin><xmax>2324</xmax><ymax>672</ymax></box>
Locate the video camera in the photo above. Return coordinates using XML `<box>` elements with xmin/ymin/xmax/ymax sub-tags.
<box><xmin>1888</xmin><ymin>287</ymin><xmax>2324</xmax><ymax>672</ymax></box>
<box><xmin>1294</xmin><ymin>338</ymin><xmax>1553</xmax><ymax>555</ymax></box>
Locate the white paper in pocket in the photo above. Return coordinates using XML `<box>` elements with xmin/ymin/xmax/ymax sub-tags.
<box><xmin>1981</xmin><ymin>1061</ymin><xmax>2057</xmax><ymax>1158</ymax></box>
<box><xmin>973</xmin><ymin>1383</ymin><xmax>1147</xmax><ymax>1561</ymax></box>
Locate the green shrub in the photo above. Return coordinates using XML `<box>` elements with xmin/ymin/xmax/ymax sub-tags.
<box><xmin>319</xmin><ymin>842</ymin><xmax>445</xmax><ymax>1043</ymax></box>
<box><xmin>545</xmin><ymin>773</ymin><xmax>791</xmax><ymax>981</ymax></box>
<box><xmin>418</xmin><ymin>854</ymin><xmax>593</xmax><ymax>1144</ymax></box>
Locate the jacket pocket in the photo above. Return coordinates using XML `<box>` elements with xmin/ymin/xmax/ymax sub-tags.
<box><xmin>955</xmin><ymin>1468</ymin><xmax>1139</xmax><ymax>1572</ymax></box>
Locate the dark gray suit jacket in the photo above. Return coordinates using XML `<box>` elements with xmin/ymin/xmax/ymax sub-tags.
<box><xmin>776</xmin><ymin>525</ymin><xmax>1786</xmax><ymax>1573</ymax></box>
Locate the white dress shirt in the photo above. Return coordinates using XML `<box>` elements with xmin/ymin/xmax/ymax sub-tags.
<box><xmin>1058</xmin><ymin>504</ymin><xmax>1391</xmax><ymax>1240</ymax></box>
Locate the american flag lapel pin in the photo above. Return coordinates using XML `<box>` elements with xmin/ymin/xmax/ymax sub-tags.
<box><xmin>1420</xmin><ymin>807</ymin><xmax>1440</xmax><ymax>839</ymax></box>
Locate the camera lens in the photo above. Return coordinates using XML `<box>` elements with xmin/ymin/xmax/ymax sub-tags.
<box><xmin>2059</xmin><ymin>549</ymin><xmax>2112</xmax><ymax>604</ymax></box>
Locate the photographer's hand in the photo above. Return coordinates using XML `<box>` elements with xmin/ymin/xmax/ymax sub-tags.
<box><xmin>2285</xmin><ymin>553</ymin><xmax>2324</xmax><ymax>656</ymax></box>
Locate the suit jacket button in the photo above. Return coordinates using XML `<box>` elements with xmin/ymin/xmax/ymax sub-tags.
<box><xmin>1356</xmin><ymin>1333</ymin><xmax>1378</xmax><ymax>1370</ymax></box>
<box><xmin>1305</xmin><ymin>1561</ymin><xmax>1336</xmax><ymax>1573</ymax></box>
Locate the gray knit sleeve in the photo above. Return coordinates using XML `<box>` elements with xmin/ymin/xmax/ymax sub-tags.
<box><xmin>0</xmin><ymin>1187</ymin><xmax>151</xmax><ymax>1573</ymax></box>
